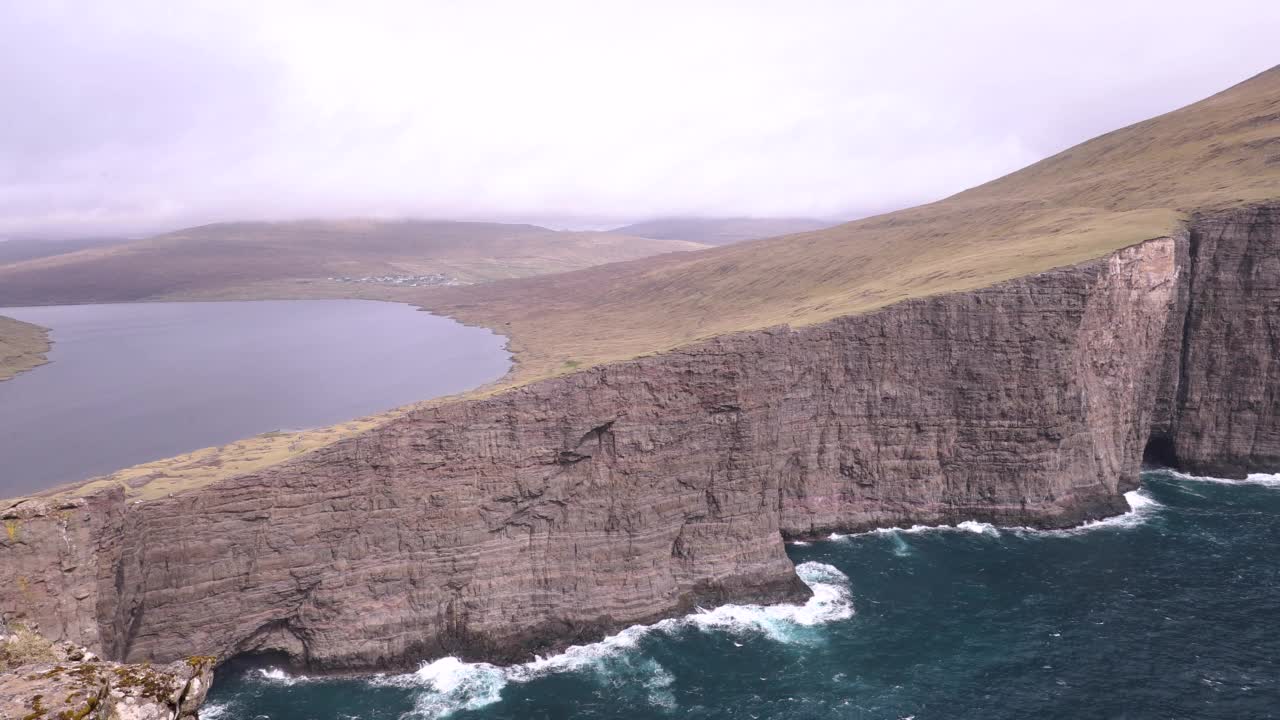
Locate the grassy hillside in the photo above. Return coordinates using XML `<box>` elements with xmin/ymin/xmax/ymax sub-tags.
<box><xmin>0</xmin><ymin>236</ymin><xmax>127</xmax><ymax>266</ymax></box>
<box><xmin>419</xmin><ymin>65</ymin><xmax>1280</xmax><ymax>382</ymax></box>
<box><xmin>0</xmin><ymin>316</ymin><xmax>50</xmax><ymax>382</ymax></box>
<box><xmin>0</xmin><ymin>220</ymin><xmax>708</xmax><ymax>306</ymax></box>
<box><xmin>611</xmin><ymin>217</ymin><xmax>835</xmax><ymax>245</ymax></box>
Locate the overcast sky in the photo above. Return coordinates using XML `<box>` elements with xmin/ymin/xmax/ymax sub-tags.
<box><xmin>1</xmin><ymin>1</ymin><xmax>1277</xmax><ymax>238</ymax></box>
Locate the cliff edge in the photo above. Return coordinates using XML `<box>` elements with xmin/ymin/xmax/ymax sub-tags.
<box><xmin>4</xmin><ymin>205</ymin><xmax>1278</xmax><ymax>675</ymax></box>
<box><xmin>0</xmin><ymin>69</ymin><xmax>1277</xmax><ymax>703</ymax></box>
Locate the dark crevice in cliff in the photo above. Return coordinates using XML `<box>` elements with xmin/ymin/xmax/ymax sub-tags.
<box><xmin>119</xmin><ymin>588</ymin><xmax>146</xmax><ymax>663</ymax></box>
<box><xmin>577</xmin><ymin>419</ymin><xmax>616</xmax><ymax>446</ymax></box>
<box><xmin>1170</xmin><ymin>216</ymin><xmax>1203</xmax><ymax>436</ymax></box>
<box><xmin>215</xmin><ymin>650</ymin><xmax>303</xmax><ymax>679</ymax></box>
<box><xmin>1142</xmin><ymin>433</ymin><xmax>1180</xmax><ymax>468</ymax></box>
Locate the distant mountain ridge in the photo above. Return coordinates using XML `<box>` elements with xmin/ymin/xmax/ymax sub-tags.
<box><xmin>0</xmin><ymin>219</ymin><xmax>708</xmax><ymax>306</ymax></box>
<box><xmin>611</xmin><ymin>217</ymin><xmax>835</xmax><ymax>245</ymax></box>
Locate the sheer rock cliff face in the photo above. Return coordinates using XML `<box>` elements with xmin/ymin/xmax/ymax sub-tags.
<box><xmin>1151</xmin><ymin>205</ymin><xmax>1280</xmax><ymax>477</ymax></box>
<box><xmin>0</xmin><ymin>205</ymin><xmax>1275</xmax><ymax>674</ymax></box>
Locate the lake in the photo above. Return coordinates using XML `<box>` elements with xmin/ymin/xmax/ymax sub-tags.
<box><xmin>0</xmin><ymin>300</ymin><xmax>511</xmax><ymax>497</ymax></box>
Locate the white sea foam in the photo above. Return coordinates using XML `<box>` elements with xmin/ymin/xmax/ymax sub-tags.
<box><xmin>829</xmin><ymin>489</ymin><xmax>1162</xmax><ymax>542</ymax></box>
<box><xmin>397</xmin><ymin>657</ymin><xmax>507</xmax><ymax>719</ymax></box>
<box><xmin>1010</xmin><ymin>489</ymin><xmax>1162</xmax><ymax>537</ymax></box>
<box><xmin>677</xmin><ymin>562</ymin><xmax>855</xmax><ymax>642</ymax></box>
<box><xmin>832</xmin><ymin>519</ymin><xmax>1000</xmax><ymax>540</ymax></box>
<box><xmin>1241</xmin><ymin>472</ymin><xmax>1279</xmax><ymax>486</ymax></box>
<box><xmin>955</xmin><ymin>520</ymin><xmax>1001</xmax><ymax>535</ymax></box>
<box><xmin>1125</xmin><ymin>488</ymin><xmax>1160</xmax><ymax>509</ymax></box>
<box><xmin>375</xmin><ymin>561</ymin><xmax>853</xmax><ymax>719</ymax></box>
<box><xmin>200</xmin><ymin>702</ymin><xmax>230</xmax><ymax>720</ymax></box>
<box><xmin>639</xmin><ymin>659</ymin><xmax>678</xmax><ymax>709</ymax></box>
<box><xmin>1162</xmin><ymin>469</ymin><xmax>1280</xmax><ymax>487</ymax></box>
<box><xmin>254</xmin><ymin>666</ymin><xmax>314</xmax><ymax>685</ymax></box>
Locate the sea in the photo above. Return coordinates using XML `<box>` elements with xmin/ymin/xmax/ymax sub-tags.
<box><xmin>204</xmin><ymin>469</ymin><xmax>1280</xmax><ymax>719</ymax></box>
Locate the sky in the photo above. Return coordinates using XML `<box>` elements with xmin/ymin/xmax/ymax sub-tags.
<box><xmin>1</xmin><ymin>1</ymin><xmax>1277</xmax><ymax>238</ymax></box>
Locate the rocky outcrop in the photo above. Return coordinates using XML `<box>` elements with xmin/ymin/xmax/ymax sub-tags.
<box><xmin>0</xmin><ymin>658</ymin><xmax>214</xmax><ymax>720</ymax></box>
<box><xmin>0</xmin><ymin>205</ymin><xmax>1275</xmax><ymax>680</ymax></box>
<box><xmin>0</xmin><ymin>623</ymin><xmax>214</xmax><ymax>720</ymax></box>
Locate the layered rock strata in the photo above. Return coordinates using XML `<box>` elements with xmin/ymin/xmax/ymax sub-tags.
<box><xmin>1149</xmin><ymin>205</ymin><xmax>1280</xmax><ymax>476</ymax></box>
<box><xmin>0</xmin><ymin>205</ymin><xmax>1276</xmax><ymax>681</ymax></box>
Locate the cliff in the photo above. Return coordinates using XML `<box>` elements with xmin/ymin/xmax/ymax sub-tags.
<box><xmin>5</xmin><ymin>203</ymin><xmax>1275</xmax><ymax>677</ymax></box>
<box><xmin>1149</xmin><ymin>205</ymin><xmax>1280</xmax><ymax>477</ymax></box>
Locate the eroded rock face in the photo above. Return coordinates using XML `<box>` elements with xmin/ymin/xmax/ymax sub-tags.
<box><xmin>0</xmin><ymin>493</ymin><xmax>125</xmax><ymax>656</ymax></box>
<box><xmin>0</xmin><ymin>206</ymin><xmax>1276</xmax><ymax>678</ymax></box>
<box><xmin>0</xmin><ymin>629</ymin><xmax>213</xmax><ymax>720</ymax></box>
<box><xmin>774</xmin><ymin>237</ymin><xmax>1182</xmax><ymax>534</ymax></box>
<box><xmin>102</xmin><ymin>238</ymin><xmax>1180</xmax><ymax>671</ymax></box>
<box><xmin>1153</xmin><ymin>205</ymin><xmax>1280</xmax><ymax>476</ymax></box>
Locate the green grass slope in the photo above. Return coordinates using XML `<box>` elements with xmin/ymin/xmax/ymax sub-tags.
<box><xmin>611</xmin><ymin>217</ymin><xmax>836</xmax><ymax>245</ymax></box>
<box><xmin>421</xmin><ymin>66</ymin><xmax>1280</xmax><ymax>382</ymax></box>
<box><xmin>0</xmin><ymin>315</ymin><xmax>50</xmax><ymax>382</ymax></box>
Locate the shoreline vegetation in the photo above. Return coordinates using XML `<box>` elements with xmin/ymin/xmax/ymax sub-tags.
<box><xmin>0</xmin><ymin>315</ymin><xmax>51</xmax><ymax>382</ymax></box>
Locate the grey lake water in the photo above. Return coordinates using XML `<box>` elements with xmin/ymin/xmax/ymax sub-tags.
<box><xmin>0</xmin><ymin>300</ymin><xmax>510</xmax><ymax>497</ymax></box>
<box><xmin>205</xmin><ymin>470</ymin><xmax>1280</xmax><ymax>720</ymax></box>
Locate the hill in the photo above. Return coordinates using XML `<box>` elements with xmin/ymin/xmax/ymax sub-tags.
<box><xmin>611</xmin><ymin>217</ymin><xmax>835</xmax><ymax>245</ymax></box>
<box><xmin>0</xmin><ymin>220</ymin><xmax>708</xmax><ymax>306</ymax></box>
<box><xmin>0</xmin><ymin>236</ymin><xmax>127</xmax><ymax>266</ymax></box>
<box><xmin>419</xmin><ymin>66</ymin><xmax>1280</xmax><ymax>383</ymax></box>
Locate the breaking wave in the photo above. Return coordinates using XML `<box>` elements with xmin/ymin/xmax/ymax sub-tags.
<box><xmin>1161</xmin><ymin>469</ymin><xmax>1280</xmax><ymax>488</ymax></box>
<box><xmin>199</xmin><ymin>702</ymin><xmax>229</xmax><ymax>720</ymax></box>
<box><xmin>252</xmin><ymin>666</ymin><xmax>315</xmax><ymax>686</ymax></box>
<box><xmin>829</xmin><ymin>518</ymin><xmax>1000</xmax><ymax>541</ymax></box>
<box><xmin>1025</xmin><ymin>489</ymin><xmax>1162</xmax><ymax>536</ymax></box>
<box><xmin>828</xmin><ymin>489</ymin><xmax>1162</xmax><ymax>542</ymax></box>
<box><xmin>360</xmin><ymin>561</ymin><xmax>853</xmax><ymax>719</ymax></box>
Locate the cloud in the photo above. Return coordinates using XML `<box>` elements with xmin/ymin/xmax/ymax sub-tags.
<box><xmin>1</xmin><ymin>0</ymin><xmax>1277</xmax><ymax>236</ymax></box>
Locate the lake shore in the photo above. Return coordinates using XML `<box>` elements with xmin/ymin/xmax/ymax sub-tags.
<box><xmin>0</xmin><ymin>300</ymin><xmax>510</xmax><ymax>497</ymax></box>
<box><xmin>0</xmin><ymin>315</ymin><xmax>51</xmax><ymax>382</ymax></box>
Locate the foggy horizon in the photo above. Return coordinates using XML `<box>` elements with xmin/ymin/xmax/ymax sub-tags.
<box><xmin>3</xmin><ymin>1</ymin><xmax>1278</xmax><ymax>239</ymax></box>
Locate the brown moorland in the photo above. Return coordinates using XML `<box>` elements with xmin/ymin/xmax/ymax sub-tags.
<box><xmin>611</xmin><ymin>216</ymin><xmax>836</xmax><ymax>245</ymax></box>
<box><xmin>0</xmin><ymin>219</ymin><xmax>708</xmax><ymax>306</ymax></box>
<box><xmin>0</xmin><ymin>315</ymin><xmax>50</xmax><ymax>382</ymax></box>
<box><xmin>418</xmin><ymin>65</ymin><xmax>1280</xmax><ymax>384</ymax></box>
